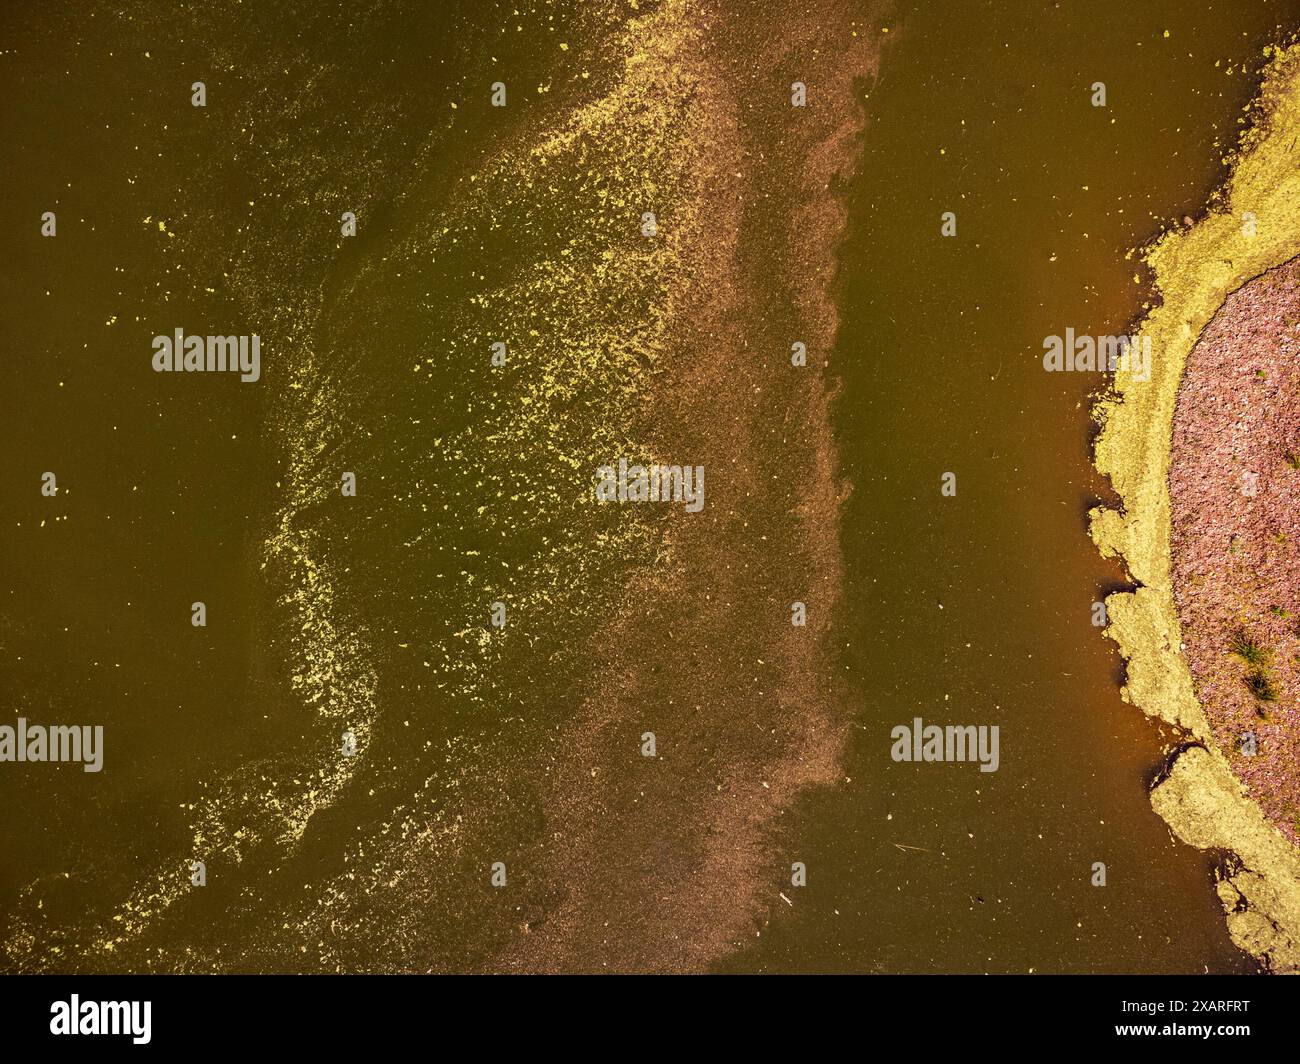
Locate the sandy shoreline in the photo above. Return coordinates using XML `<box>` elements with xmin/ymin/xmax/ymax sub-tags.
<box><xmin>1091</xmin><ymin>42</ymin><xmax>1300</xmax><ymax>973</ymax></box>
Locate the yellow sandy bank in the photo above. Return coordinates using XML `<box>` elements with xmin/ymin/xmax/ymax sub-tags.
<box><xmin>1090</xmin><ymin>43</ymin><xmax>1300</xmax><ymax>973</ymax></box>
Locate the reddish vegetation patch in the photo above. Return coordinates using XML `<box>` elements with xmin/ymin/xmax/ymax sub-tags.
<box><xmin>1169</xmin><ymin>255</ymin><xmax>1300</xmax><ymax>845</ymax></box>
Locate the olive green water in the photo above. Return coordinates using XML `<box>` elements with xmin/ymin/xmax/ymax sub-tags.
<box><xmin>0</xmin><ymin>0</ymin><xmax>1293</xmax><ymax>972</ymax></box>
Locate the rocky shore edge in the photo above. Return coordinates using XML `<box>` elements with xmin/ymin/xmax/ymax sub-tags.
<box><xmin>1090</xmin><ymin>41</ymin><xmax>1300</xmax><ymax>974</ymax></box>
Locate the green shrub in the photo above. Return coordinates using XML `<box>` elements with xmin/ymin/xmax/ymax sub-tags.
<box><xmin>1228</xmin><ymin>631</ymin><xmax>1270</xmax><ymax>668</ymax></box>
<box><xmin>1245</xmin><ymin>669</ymin><xmax>1279</xmax><ymax>703</ymax></box>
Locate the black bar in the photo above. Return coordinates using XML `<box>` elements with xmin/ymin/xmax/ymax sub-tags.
<box><xmin>0</xmin><ymin>974</ymin><xmax>1289</xmax><ymax>1051</ymax></box>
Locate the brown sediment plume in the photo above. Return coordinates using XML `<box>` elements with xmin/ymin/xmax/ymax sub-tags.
<box><xmin>491</xmin><ymin>0</ymin><xmax>887</xmax><ymax>972</ymax></box>
<box><xmin>1091</xmin><ymin>42</ymin><xmax>1300</xmax><ymax>973</ymax></box>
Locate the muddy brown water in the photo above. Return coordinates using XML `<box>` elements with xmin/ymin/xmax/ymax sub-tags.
<box><xmin>722</xmin><ymin>1</ymin><xmax>1295</xmax><ymax>974</ymax></box>
<box><xmin>1</xmin><ymin>0</ymin><xmax>1294</xmax><ymax>972</ymax></box>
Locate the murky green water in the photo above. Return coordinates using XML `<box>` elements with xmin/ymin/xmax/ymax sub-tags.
<box><xmin>1</xmin><ymin>0</ymin><xmax>1294</xmax><ymax>973</ymax></box>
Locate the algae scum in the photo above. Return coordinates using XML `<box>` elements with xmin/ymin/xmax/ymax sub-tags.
<box><xmin>2</xmin><ymin>0</ymin><xmax>1299</xmax><ymax>972</ymax></box>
